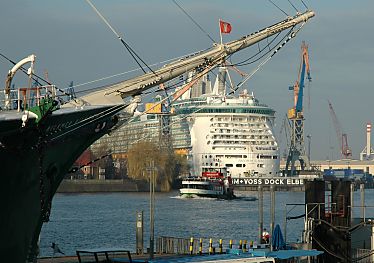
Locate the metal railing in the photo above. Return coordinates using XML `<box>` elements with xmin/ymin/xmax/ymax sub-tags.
<box><xmin>156</xmin><ymin>236</ymin><xmax>195</xmax><ymax>254</ymax></box>
<box><xmin>156</xmin><ymin>236</ymin><xmax>256</xmax><ymax>255</ymax></box>
<box><xmin>0</xmin><ymin>85</ymin><xmax>57</xmax><ymax>112</ymax></box>
<box><xmin>352</xmin><ymin>248</ymin><xmax>374</xmax><ymax>263</ymax></box>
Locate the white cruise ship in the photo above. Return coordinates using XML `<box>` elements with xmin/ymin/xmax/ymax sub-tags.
<box><xmin>171</xmin><ymin>67</ymin><xmax>280</xmax><ymax>179</ymax></box>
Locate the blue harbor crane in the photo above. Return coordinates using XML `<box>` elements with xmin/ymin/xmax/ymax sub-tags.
<box><xmin>285</xmin><ymin>42</ymin><xmax>312</xmax><ymax>176</ymax></box>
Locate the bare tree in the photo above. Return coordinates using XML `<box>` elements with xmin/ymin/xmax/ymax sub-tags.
<box><xmin>127</xmin><ymin>141</ymin><xmax>187</xmax><ymax>191</ymax></box>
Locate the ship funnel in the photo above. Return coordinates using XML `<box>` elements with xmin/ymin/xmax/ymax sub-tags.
<box><xmin>213</xmin><ymin>67</ymin><xmax>227</xmax><ymax>95</ymax></box>
<box><xmin>360</xmin><ymin>122</ymin><xmax>373</xmax><ymax>160</ymax></box>
<box><xmin>367</xmin><ymin>123</ymin><xmax>371</xmax><ymax>156</ymax></box>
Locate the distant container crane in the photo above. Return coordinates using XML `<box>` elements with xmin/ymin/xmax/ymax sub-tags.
<box><xmin>285</xmin><ymin>42</ymin><xmax>312</xmax><ymax>176</ymax></box>
<box><xmin>327</xmin><ymin>100</ymin><xmax>352</xmax><ymax>159</ymax></box>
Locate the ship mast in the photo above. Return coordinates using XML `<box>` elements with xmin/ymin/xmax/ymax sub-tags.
<box><xmin>78</xmin><ymin>10</ymin><xmax>315</xmax><ymax>106</ymax></box>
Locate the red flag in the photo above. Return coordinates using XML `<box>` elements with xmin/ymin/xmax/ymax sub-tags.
<box><xmin>220</xmin><ymin>20</ymin><xmax>232</xmax><ymax>34</ymax></box>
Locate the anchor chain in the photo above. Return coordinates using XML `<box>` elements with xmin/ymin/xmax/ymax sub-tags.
<box><xmin>37</xmin><ymin>132</ymin><xmax>51</xmax><ymax>222</ymax></box>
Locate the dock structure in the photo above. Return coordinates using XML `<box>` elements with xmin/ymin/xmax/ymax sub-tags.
<box><xmin>37</xmin><ymin>236</ymin><xmax>325</xmax><ymax>263</ymax></box>
<box><xmin>37</xmin><ymin>237</ymin><xmax>268</xmax><ymax>263</ymax></box>
<box><xmin>303</xmin><ymin>179</ymin><xmax>374</xmax><ymax>262</ymax></box>
<box><xmin>281</xmin><ymin>159</ymin><xmax>374</xmax><ymax>176</ymax></box>
<box><xmin>156</xmin><ymin>236</ymin><xmax>264</xmax><ymax>256</ymax></box>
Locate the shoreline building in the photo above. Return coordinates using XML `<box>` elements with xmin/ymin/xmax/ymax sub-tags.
<box><xmin>90</xmin><ymin>95</ymin><xmax>172</xmax><ymax>161</ymax></box>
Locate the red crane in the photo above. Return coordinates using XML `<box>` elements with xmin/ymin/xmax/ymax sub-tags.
<box><xmin>327</xmin><ymin>100</ymin><xmax>352</xmax><ymax>159</ymax></box>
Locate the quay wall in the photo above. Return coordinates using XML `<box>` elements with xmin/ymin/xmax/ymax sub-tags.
<box><xmin>57</xmin><ymin>178</ymin><xmax>306</xmax><ymax>193</ymax></box>
<box><xmin>232</xmin><ymin>177</ymin><xmax>305</xmax><ymax>192</ymax></box>
<box><xmin>234</xmin><ymin>185</ymin><xmax>304</xmax><ymax>191</ymax></box>
<box><xmin>57</xmin><ymin>179</ymin><xmax>149</xmax><ymax>193</ymax></box>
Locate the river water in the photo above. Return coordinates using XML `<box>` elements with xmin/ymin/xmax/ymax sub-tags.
<box><xmin>39</xmin><ymin>189</ymin><xmax>374</xmax><ymax>257</ymax></box>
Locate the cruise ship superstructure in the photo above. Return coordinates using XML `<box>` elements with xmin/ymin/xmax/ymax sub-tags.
<box><xmin>172</xmin><ymin>67</ymin><xmax>280</xmax><ymax>179</ymax></box>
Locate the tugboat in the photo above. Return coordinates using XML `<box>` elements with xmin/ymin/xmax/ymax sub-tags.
<box><xmin>180</xmin><ymin>167</ymin><xmax>235</xmax><ymax>199</ymax></box>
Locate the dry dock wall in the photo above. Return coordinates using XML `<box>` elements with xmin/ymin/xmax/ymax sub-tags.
<box><xmin>57</xmin><ymin>179</ymin><xmax>149</xmax><ymax>193</ymax></box>
<box><xmin>234</xmin><ymin>185</ymin><xmax>304</xmax><ymax>191</ymax></box>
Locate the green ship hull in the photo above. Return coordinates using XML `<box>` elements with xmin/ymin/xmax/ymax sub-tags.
<box><xmin>0</xmin><ymin>104</ymin><xmax>125</xmax><ymax>262</ymax></box>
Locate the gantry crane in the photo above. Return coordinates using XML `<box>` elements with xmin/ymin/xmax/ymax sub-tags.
<box><xmin>327</xmin><ymin>100</ymin><xmax>352</xmax><ymax>159</ymax></box>
<box><xmin>285</xmin><ymin>42</ymin><xmax>312</xmax><ymax>176</ymax></box>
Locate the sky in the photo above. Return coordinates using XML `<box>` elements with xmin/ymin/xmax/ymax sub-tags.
<box><xmin>1</xmin><ymin>0</ymin><xmax>373</xmax><ymax>161</ymax></box>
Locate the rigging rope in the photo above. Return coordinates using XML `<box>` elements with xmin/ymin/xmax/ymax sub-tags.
<box><xmin>287</xmin><ymin>0</ymin><xmax>299</xmax><ymax>12</ymax></box>
<box><xmin>312</xmin><ymin>236</ymin><xmax>347</xmax><ymax>261</ymax></box>
<box><xmin>62</xmin><ymin>10</ymin><xmax>309</xmax><ymax>170</ymax></box>
<box><xmin>267</xmin><ymin>0</ymin><xmax>289</xmax><ymax>16</ymax></box>
<box><xmin>49</xmin><ymin>104</ymin><xmax>127</xmax><ymax>143</ymax></box>
<box><xmin>149</xmin><ymin>23</ymin><xmax>300</xmax><ymax>98</ymax></box>
<box><xmin>230</xmin><ymin>30</ymin><xmax>283</xmax><ymax>66</ymax></box>
<box><xmin>74</xmin><ymin>37</ymin><xmax>292</xmax><ymax>169</ymax></box>
<box><xmin>235</xmin><ymin>26</ymin><xmax>294</xmax><ymax>67</ymax></box>
<box><xmin>0</xmin><ymin>53</ymin><xmax>48</xmax><ymax>87</ymax></box>
<box><xmin>69</xmin><ymin>153</ymin><xmax>111</xmax><ymax>173</ymax></box>
<box><xmin>286</xmin><ymin>214</ymin><xmax>305</xmax><ymax>220</ymax></box>
<box><xmin>143</xmin><ymin>61</ymin><xmax>232</xmax><ymax>97</ymax></box>
<box><xmin>172</xmin><ymin>0</ymin><xmax>216</xmax><ymax>43</ymax></box>
<box><xmin>69</xmin><ymin>64</ymin><xmax>230</xmax><ymax>173</ymax></box>
<box><xmin>229</xmin><ymin>26</ymin><xmax>298</xmax><ymax>94</ymax></box>
<box><xmin>122</xmin><ymin>97</ymin><xmax>223</xmax><ymax>150</ymax></box>
<box><xmin>300</xmin><ymin>0</ymin><xmax>308</xmax><ymax>10</ymax></box>
<box><xmin>69</xmin><ymin>96</ymin><xmax>214</xmax><ymax>173</ymax></box>
<box><xmin>0</xmin><ymin>52</ymin><xmax>80</xmax><ymax>104</ymax></box>
<box><xmin>352</xmin><ymin>250</ymin><xmax>374</xmax><ymax>262</ymax></box>
<box><xmin>85</xmin><ymin>0</ymin><xmax>157</xmax><ymax>76</ymax></box>
<box><xmin>69</xmin><ymin>37</ymin><xmax>290</xmax><ymax>171</ymax></box>
<box><xmin>129</xmin><ymin>62</ymin><xmax>219</xmax><ymax>124</ymax></box>
<box><xmin>72</xmin><ymin>46</ymin><xmax>212</xmax><ymax>95</ymax></box>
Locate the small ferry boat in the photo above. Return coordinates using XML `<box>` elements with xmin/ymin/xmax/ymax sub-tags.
<box><xmin>180</xmin><ymin>167</ymin><xmax>235</xmax><ymax>199</ymax></box>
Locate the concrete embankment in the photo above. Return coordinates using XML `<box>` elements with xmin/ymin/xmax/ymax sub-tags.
<box><xmin>57</xmin><ymin>179</ymin><xmax>149</xmax><ymax>193</ymax></box>
<box><xmin>235</xmin><ymin>185</ymin><xmax>304</xmax><ymax>191</ymax></box>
